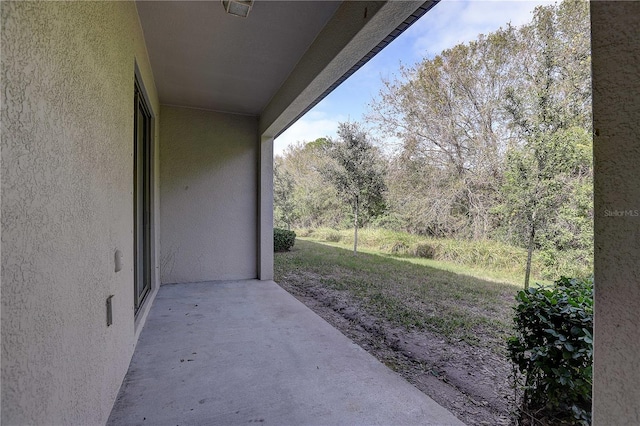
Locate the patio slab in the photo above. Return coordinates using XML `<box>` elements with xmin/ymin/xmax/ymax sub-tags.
<box><xmin>107</xmin><ymin>280</ymin><xmax>465</xmax><ymax>425</ymax></box>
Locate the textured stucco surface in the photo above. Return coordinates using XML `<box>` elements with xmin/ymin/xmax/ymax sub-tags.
<box><xmin>160</xmin><ymin>106</ymin><xmax>258</xmax><ymax>284</ymax></box>
<box><xmin>1</xmin><ymin>2</ymin><xmax>159</xmax><ymax>424</ymax></box>
<box><xmin>591</xmin><ymin>2</ymin><xmax>640</xmax><ymax>424</ymax></box>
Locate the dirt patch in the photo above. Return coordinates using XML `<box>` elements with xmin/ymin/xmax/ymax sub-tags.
<box><xmin>277</xmin><ymin>271</ymin><xmax>516</xmax><ymax>426</ymax></box>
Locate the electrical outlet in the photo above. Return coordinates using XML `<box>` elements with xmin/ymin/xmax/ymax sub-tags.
<box><xmin>106</xmin><ymin>295</ymin><xmax>114</xmax><ymax>326</ymax></box>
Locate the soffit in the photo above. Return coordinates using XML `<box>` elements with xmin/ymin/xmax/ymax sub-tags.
<box><xmin>136</xmin><ymin>1</ymin><xmax>342</xmax><ymax>116</ymax></box>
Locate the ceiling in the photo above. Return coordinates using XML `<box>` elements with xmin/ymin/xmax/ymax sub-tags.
<box><xmin>136</xmin><ymin>1</ymin><xmax>342</xmax><ymax>116</ymax></box>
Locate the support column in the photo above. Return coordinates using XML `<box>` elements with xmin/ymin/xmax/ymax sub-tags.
<box><xmin>591</xmin><ymin>2</ymin><xmax>640</xmax><ymax>424</ymax></box>
<box><xmin>259</xmin><ymin>135</ymin><xmax>274</xmax><ymax>280</ymax></box>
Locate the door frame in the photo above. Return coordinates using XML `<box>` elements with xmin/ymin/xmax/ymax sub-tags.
<box><xmin>133</xmin><ymin>73</ymin><xmax>155</xmax><ymax>316</ymax></box>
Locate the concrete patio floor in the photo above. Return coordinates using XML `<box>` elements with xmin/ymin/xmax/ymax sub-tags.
<box><xmin>107</xmin><ymin>280</ymin><xmax>465</xmax><ymax>425</ymax></box>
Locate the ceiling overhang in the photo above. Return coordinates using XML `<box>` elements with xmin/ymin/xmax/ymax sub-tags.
<box><xmin>136</xmin><ymin>0</ymin><xmax>437</xmax><ymax>138</ymax></box>
<box><xmin>259</xmin><ymin>0</ymin><xmax>438</xmax><ymax>138</ymax></box>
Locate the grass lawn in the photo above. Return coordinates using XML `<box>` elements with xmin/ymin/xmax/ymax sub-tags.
<box><xmin>275</xmin><ymin>238</ymin><xmax>522</xmax><ymax>353</ymax></box>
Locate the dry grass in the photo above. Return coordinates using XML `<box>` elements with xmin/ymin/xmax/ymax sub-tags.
<box><xmin>300</xmin><ymin>227</ymin><xmax>592</xmax><ymax>283</ymax></box>
<box><xmin>275</xmin><ymin>239</ymin><xmax>520</xmax><ymax>352</ymax></box>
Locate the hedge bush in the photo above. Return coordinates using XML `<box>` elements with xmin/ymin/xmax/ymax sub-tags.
<box><xmin>411</xmin><ymin>242</ymin><xmax>435</xmax><ymax>259</ymax></box>
<box><xmin>508</xmin><ymin>276</ymin><xmax>593</xmax><ymax>425</ymax></box>
<box><xmin>274</xmin><ymin>228</ymin><xmax>296</xmax><ymax>252</ymax></box>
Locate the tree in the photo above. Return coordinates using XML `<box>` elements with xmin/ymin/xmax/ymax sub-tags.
<box><xmin>500</xmin><ymin>1</ymin><xmax>592</xmax><ymax>288</ymax></box>
<box><xmin>322</xmin><ymin>122</ymin><xmax>386</xmax><ymax>254</ymax></box>
<box><xmin>273</xmin><ymin>156</ymin><xmax>299</xmax><ymax>230</ymax></box>
<box><xmin>368</xmin><ymin>25</ymin><xmax>520</xmax><ymax>239</ymax></box>
<box><xmin>272</xmin><ymin>0</ymin><xmax>593</xmax><ymax>282</ymax></box>
<box><xmin>276</xmin><ymin>139</ymin><xmax>344</xmax><ymax>229</ymax></box>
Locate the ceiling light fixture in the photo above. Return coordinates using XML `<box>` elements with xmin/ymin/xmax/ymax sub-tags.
<box><xmin>222</xmin><ymin>0</ymin><xmax>254</xmax><ymax>18</ymax></box>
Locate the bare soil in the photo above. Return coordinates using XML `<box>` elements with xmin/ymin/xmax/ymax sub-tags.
<box><xmin>277</xmin><ymin>271</ymin><xmax>517</xmax><ymax>426</ymax></box>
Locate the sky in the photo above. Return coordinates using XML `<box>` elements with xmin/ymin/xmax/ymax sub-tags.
<box><xmin>274</xmin><ymin>0</ymin><xmax>553</xmax><ymax>156</ymax></box>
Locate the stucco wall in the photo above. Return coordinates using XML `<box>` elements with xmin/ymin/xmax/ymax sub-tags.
<box><xmin>259</xmin><ymin>136</ymin><xmax>274</xmax><ymax>281</ymax></box>
<box><xmin>1</xmin><ymin>2</ymin><xmax>159</xmax><ymax>424</ymax></box>
<box><xmin>591</xmin><ymin>2</ymin><xmax>640</xmax><ymax>424</ymax></box>
<box><xmin>160</xmin><ymin>106</ymin><xmax>258</xmax><ymax>283</ymax></box>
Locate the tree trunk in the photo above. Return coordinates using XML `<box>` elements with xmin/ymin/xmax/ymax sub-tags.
<box><xmin>353</xmin><ymin>198</ymin><xmax>359</xmax><ymax>255</ymax></box>
<box><xmin>524</xmin><ymin>223</ymin><xmax>535</xmax><ymax>290</ymax></box>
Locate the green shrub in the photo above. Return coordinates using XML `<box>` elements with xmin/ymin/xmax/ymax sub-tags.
<box><xmin>508</xmin><ymin>276</ymin><xmax>593</xmax><ymax>425</ymax></box>
<box><xmin>411</xmin><ymin>243</ymin><xmax>435</xmax><ymax>259</ymax></box>
<box><xmin>274</xmin><ymin>228</ymin><xmax>296</xmax><ymax>252</ymax></box>
<box><xmin>538</xmin><ymin>248</ymin><xmax>594</xmax><ymax>281</ymax></box>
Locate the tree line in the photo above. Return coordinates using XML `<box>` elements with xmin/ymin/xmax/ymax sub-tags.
<box><xmin>274</xmin><ymin>1</ymin><xmax>593</xmax><ymax>283</ymax></box>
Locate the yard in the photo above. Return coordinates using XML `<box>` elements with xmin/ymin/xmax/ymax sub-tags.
<box><xmin>275</xmin><ymin>238</ymin><xmax>522</xmax><ymax>425</ymax></box>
